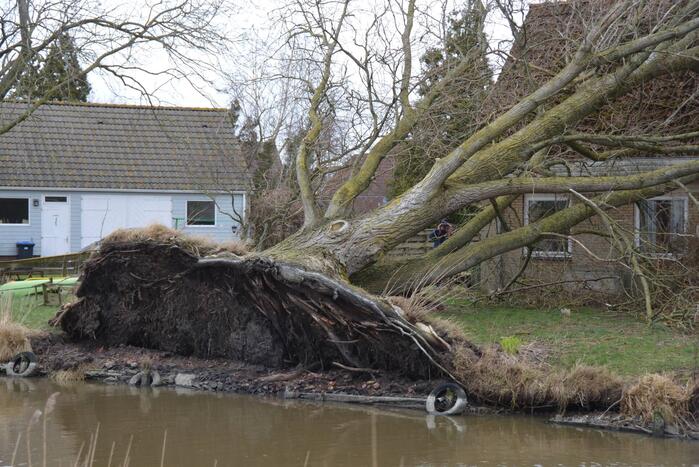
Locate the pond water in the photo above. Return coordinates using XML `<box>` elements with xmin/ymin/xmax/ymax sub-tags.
<box><xmin>1</xmin><ymin>378</ymin><xmax>698</xmax><ymax>466</ymax></box>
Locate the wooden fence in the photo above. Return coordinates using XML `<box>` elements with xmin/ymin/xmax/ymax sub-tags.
<box><xmin>0</xmin><ymin>252</ymin><xmax>91</xmax><ymax>280</ymax></box>
<box><xmin>386</xmin><ymin>229</ymin><xmax>434</xmax><ymax>259</ymax></box>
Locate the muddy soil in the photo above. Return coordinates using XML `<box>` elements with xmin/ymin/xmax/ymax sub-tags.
<box><xmin>30</xmin><ymin>334</ymin><xmax>442</xmax><ymax>399</ymax></box>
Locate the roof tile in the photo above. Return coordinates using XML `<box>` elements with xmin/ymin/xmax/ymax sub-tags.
<box><xmin>0</xmin><ymin>102</ymin><xmax>249</xmax><ymax>191</ymax></box>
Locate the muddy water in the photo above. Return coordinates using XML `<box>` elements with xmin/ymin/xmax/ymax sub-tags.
<box><xmin>1</xmin><ymin>379</ymin><xmax>698</xmax><ymax>467</ymax></box>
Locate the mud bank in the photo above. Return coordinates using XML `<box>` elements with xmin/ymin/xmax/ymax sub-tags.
<box><xmin>30</xmin><ymin>334</ymin><xmax>446</xmax><ymax>400</ymax></box>
<box><xmin>24</xmin><ymin>334</ymin><xmax>699</xmax><ymax>440</ymax></box>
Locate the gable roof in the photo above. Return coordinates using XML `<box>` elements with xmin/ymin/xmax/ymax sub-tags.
<box><xmin>0</xmin><ymin>101</ymin><xmax>249</xmax><ymax>192</ymax></box>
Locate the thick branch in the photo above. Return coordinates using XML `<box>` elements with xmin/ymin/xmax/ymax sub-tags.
<box><xmin>443</xmin><ymin>160</ymin><xmax>699</xmax><ymax>212</ymax></box>
<box><xmin>295</xmin><ymin>0</ymin><xmax>350</xmax><ymax>228</ymax></box>
<box><xmin>353</xmin><ymin>175</ymin><xmax>699</xmax><ymax>291</ymax></box>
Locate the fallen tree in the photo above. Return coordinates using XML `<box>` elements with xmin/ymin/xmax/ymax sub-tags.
<box><xmin>53</xmin><ymin>226</ymin><xmax>697</xmax><ymax>423</ymax></box>
<box><xmin>55</xmin><ymin>226</ymin><xmax>628</xmax><ymax>413</ymax></box>
<box><xmin>50</xmin><ymin>0</ymin><xmax>699</xmax><ymax>420</ymax></box>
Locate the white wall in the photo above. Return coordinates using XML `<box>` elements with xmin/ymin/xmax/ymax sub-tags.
<box><xmin>0</xmin><ymin>189</ymin><xmax>245</xmax><ymax>257</ymax></box>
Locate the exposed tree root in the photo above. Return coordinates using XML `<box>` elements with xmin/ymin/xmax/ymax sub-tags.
<box><xmin>53</xmin><ymin>240</ymin><xmax>458</xmax><ymax>379</ymax></box>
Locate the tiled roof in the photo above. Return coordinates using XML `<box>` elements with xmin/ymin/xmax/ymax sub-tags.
<box><xmin>0</xmin><ymin>101</ymin><xmax>249</xmax><ymax>192</ymax></box>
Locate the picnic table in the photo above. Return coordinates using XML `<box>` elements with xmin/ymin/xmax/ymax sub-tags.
<box><xmin>0</xmin><ymin>277</ymin><xmax>80</xmax><ymax>305</ymax></box>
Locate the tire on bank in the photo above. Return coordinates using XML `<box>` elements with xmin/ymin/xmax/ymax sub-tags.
<box><xmin>5</xmin><ymin>352</ymin><xmax>39</xmax><ymax>377</ymax></box>
<box><xmin>426</xmin><ymin>382</ymin><xmax>468</xmax><ymax>416</ymax></box>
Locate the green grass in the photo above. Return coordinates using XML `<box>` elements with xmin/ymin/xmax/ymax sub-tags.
<box><xmin>499</xmin><ymin>335</ymin><xmax>523</xmax><ymax>355</ymax></box>
<box><xmin>3</xmin><ymin>293</ymin><xmax>65</xmax><ymax>331</ymax></box>
<box><xmin>443</xmin><ymin>301</ymin><xmax>699</xmax><ymax>377</ymax></box>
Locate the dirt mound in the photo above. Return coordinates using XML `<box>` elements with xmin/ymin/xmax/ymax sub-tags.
<box><xmin>54</xmin><ymin>239</ymin><xmax>442</xmax><ymax>377</ymax></box>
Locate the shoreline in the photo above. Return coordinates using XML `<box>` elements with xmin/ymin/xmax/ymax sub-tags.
<box><xmin>16</xmin><ymin>333</ymin><xmax>697</xmax><ymax>441</ymax></box>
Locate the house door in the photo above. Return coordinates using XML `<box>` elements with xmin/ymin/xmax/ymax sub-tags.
<box><xmin>41</xmin><ymin>196</ymin><xmax>71</xmax><ymax>256</ymax></box>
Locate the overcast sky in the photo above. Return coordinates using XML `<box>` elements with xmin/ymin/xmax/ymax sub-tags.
<box><xmin>88</xmin><ymin>0</ymin><xmax>522</xmax><ymax>108</ymax></box>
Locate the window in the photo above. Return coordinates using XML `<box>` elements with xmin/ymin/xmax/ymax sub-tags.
<box><xmin>186</xmin><ymin>200</ymin><xmax>216</xmax><ymax>226</ymax></box>
<box><xmin>524</xmin><ymin>194</ymin><xmax>570</xmax><ymax>257</ymax></box>
<box><xmin>635</xmin><ymin>197</ymin><xmax>687</xmax><ymax>255</ymax></box>
<box><xmin>0</xmin><ymin>198</ymin><xmax>30</xmax><ymax>225</ymax></box>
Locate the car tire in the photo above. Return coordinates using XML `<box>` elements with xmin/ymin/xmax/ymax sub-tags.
<box><xmin>426</xmin><ymin>382</ymin><xmax>468</xmax><ymax>416</ymax></box>
<box><xmin>5</xmin><ymin>352</ymin><xmax>39</xmax><ymax>377</ymax></box>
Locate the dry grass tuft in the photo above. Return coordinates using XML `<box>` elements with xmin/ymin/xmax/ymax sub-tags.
<box><xmin>621</xmin><ymin>374</ymin><xmax>691</xmax><ymax>424</ymax></box>
<box><xmin>454</xmin><ymin>346</ymin><xmax>551</xmax><ymax>408</ymax></box>
<box><xmin>101</xmin><ymin>224</ymin><xmax>250</xmax><ymax>257</ymax></box>
<box><xmin>424</xmin><ymin>315</ymin><xmax>468</xmax><ymax>342</ymax></box>
<box><xmin>217</xmin><ymin>239</ymin><xmax>250</xmax><ymax>256</ymax></box>
<box><xmin>449</xmin><ymin>343</ymin><xmax>625</xmax><ymax>412</ymax></box>
<box><xmin>0</xmin><ymin>295</ymin><xmax>32</xmax><ymax>362</ymax></box>
<box><xmin>387</xmin><ymin>295</ymin><xmax>433</xmax><ymax>322</ymax></box>
<box><xmin>551</xmin><ymin>364</ymin><xmax>623</xmax><ymax>411</ymax></box>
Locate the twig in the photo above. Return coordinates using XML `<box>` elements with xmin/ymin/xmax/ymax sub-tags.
<box><xmin>496</xmin><ymin>276</ymin><xmax>618</xmax><ymax>296</ymax></box>
<box><xmin>332</xmin><ymin>361</ymin><xmax>377</xmax><ymax>374</ymax></box>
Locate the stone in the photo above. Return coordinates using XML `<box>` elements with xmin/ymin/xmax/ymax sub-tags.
<box><xmin>175</xmin><ymin>373</ymin><xmax>197</xmax><ymax>387</ymax></box>
<box><xmin>151</xmin><ymin>371</ymin><xmax>163</xmax><ymax>387</ymax></box>
<box><xmin>128</xmin><ymin>373</ymin><xmax>144</xmax><ymax>386</ymax></box>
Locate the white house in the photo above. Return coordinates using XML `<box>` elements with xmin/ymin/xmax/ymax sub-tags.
<box><xmin>0</xmin><ymin>101</ymin><xmax>248</xmax><ymax>258</ymax></box>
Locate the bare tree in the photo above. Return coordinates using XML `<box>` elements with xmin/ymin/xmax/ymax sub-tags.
<box><xmin>0</xmin><ymin>0</ymin><xmax>230</xmax><ymax>133</ymax></box>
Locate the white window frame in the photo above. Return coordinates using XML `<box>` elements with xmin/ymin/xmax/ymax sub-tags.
<box><xmin>523</xmin><ymin>193</ymin><xmax>572</xmax><ymax>258</ymax></box>
<box><xmin>0</xmin><ymin>197</ymin><xmax>31</xmax><ymax>226</ymax></box>
<box><xmin>185</xmin><ymin>199</ymin><xmax>217</xmax><ymax>228</ymax></box>
<box><xmin>634</xmin><ymin>195</ymin><xmax>688</xmax><ymax>257</ymax></box>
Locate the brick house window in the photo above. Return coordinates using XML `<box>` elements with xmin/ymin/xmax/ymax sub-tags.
<box><xmin>635</xmin><ymin>196</ymin><xmax>687</xmax><ymax>255</ymax></box>
<box><xmin>524</xmin><ymin>194</ymin><xmax>571</xmax><ymax>258</ymax></box>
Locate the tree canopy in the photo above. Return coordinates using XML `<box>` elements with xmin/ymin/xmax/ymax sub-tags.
<box><xmin>15</xmin><ymin>33</ymin><xmax>91</xmax><ymax>102</ymax></box>
<box><xmin>390</xmin><ymin>0</ymin><xmax>493</xmax><ymax>197</ymax></box>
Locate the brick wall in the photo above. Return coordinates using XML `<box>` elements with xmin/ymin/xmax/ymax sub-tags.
<box><xmin>479</xmin><ymin>181</ymin><xmax>699</xmax><ymax>298</ymax></box>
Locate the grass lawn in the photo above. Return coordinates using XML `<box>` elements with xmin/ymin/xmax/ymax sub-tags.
<box><xmin>443</xmin><ymin>301</ymin><xmax>699</xmax><ymax>377</ymax></box>
<box><xmin>4</xmin><ymin>293</ymin><xmax>65</xmax><ymax>331</ymax></box>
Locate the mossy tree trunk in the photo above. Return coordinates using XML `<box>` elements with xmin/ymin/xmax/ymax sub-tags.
<box><xmin>273</xmin><ymin>6</ymin><xmax>699</xmax><ymax>279</ymax></box>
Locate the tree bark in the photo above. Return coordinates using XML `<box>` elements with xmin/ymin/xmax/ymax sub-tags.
<box><xmin>352</xmin><ymin>176</ymin><xmax>699</xmax><ymax>292</ymax></box>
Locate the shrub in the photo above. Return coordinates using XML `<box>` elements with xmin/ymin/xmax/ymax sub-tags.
<box><xmin>499</xmin><ymin>336</ymin><xmax>523</xmax><ymax>355</ymax></box>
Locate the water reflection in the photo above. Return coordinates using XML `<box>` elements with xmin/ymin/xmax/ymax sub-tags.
<box><xmin>1</xmin><ymin>379</ymin><xmax>698</xmax><ymax>466</ymax></box>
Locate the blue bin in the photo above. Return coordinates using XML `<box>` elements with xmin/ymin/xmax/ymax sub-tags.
<box><xmin>16</xmin><ymin>241</ymin><xmax>35</xmax><ymax>259</ymax></box>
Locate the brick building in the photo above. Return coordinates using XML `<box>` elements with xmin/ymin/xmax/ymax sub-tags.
<box><xmin>479</xmin><ymin>1</ymin><xmax>699</xmax><ymax>297</ymax></box>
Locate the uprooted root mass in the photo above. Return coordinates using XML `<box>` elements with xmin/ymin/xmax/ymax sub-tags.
<box><xmin>54</xmin><ymin>234</ymin><xmax>449</xmax><ymax>378</ymax></box>
<box><xmin>52</xmin><ymin>227</ymin><xmax>698</xmax><ymax>424</ymax></box>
